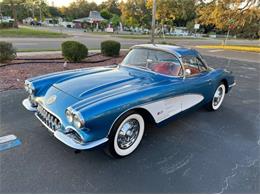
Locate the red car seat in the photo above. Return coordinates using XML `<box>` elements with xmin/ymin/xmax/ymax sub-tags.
<box><xmin>152</xmin><ymin>62</ymin><xmax>181</xmax><ymax>76</ymax></box>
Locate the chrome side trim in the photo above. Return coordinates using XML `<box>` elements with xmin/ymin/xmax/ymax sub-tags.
<box><xmin>229</xmin><ymin>82</ymin><xmax>236</xmax><ymax>88</ymax></box>
<box><xmin>54</xmin><ymin>131</ymin><xmax>108</xmax><ymax>150</ymax></box>
<box><xmin>22</xmin><ymin>98</ymin><xmax>37</xmax><ymax>112</ymax></box>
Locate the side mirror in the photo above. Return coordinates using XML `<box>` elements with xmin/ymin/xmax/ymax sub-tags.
<box><xmin>185</xmin><ymin>69</ymin><xmax>191</xmax><ymax>76</ymax></box>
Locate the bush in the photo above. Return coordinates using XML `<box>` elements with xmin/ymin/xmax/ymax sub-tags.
<box><xmin>0</xmin><ymin>41</ymin><xmax>16</xmax><ymax>63</ymax></box>
<box><xmin>101</xmin><ymin>40</ymin><xmax>121</xmax><ymax>56</ymax></box>
<box><xmin>61</xmin><ymin>41</ymin><xmax>88</xmax><ymax>62</ymax></box>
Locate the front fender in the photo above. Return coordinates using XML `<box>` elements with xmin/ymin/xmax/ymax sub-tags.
<box><xmin>73</xmin><ymin>83</ymin><xmax>177</xmax><ymax>140</ymax></box>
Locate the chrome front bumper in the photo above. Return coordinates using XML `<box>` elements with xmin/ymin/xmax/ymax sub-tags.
<box><xmin>54</xmin><ymin>131</ymin><xmax>108</xmax><ymax>150</ymax></box>
<box><xmin>22</xmin><ymin>98</ymin><xmax>108</xmax><ymax>150</ymax></box>
<box><xmin>22</xmin><ymin>98</ymin><xmax>37</xmax><ymax>112</ymax></box>
<box><xmin>229</xmin><ymin>82</ymin><xmax>236</xmax><ymax>88</ymax></box>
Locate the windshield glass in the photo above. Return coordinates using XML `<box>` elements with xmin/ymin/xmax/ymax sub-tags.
<box><xmin>121</xmin><ymin>48</ymin><xmax>183</xmax><ymax>77</ymax></box>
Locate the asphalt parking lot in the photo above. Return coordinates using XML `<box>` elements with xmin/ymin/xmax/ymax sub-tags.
<box><xmin>0</xmin><ymin>55</ymin><xmax>259</xmax><ymax>193</ymax></box>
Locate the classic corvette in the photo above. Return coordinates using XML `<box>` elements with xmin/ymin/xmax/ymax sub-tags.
<box><xmin>23</xmin><ymin>44</ymin><xmax>235</xmax><ymax>157</ymax></box>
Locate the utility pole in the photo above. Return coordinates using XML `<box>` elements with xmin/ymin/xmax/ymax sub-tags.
<box><xmin>151</xmin><ymin>0</ymin><xmax>156</xmax><ymax>44</ymax></box>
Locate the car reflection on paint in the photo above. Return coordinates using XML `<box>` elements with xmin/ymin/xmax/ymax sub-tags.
<box><xmin>22</xmin><ymin>44</ymin><xmax>235</xmax><ymax>158</ymax></box>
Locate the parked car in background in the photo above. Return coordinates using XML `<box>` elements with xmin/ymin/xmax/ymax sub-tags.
<box><xmin>0</xmin><ymin>16</ymin><xmax>14</xmax><ymax>23</ymax></box>
<box><xmin>23</xmin><ymin>44</ymin><xmax>235</xmax><ymax>158</ymax></box>
<box><xmin>30</xmin><ymin>21</ymin><xmax>42</xmax><ymax>26</ymax></box>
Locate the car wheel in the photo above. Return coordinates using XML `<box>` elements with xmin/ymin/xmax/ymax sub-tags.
<box><xmin>106</xmin><ymin>111</ymin><xmax>145</xmax><ymax>158</ymax></box>
<box><xmin>208</xmin><ymin>83</ymin><xmax>226</xmax><ymax>111</ymax></box>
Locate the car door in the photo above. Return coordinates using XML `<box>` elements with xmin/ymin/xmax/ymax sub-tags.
<box><xmin>181</xmin><ymin>55</ymin><xmax>213</xmax><ymax>111</ymax></box>
<box><xmin>141</xmin><ymin>49</ymin><xmax>184</xmax><ymax>123</ymax></box>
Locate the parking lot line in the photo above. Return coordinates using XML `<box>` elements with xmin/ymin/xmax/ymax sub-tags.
<box><xmin>209</xmin><ymin>49</ymin><xmax>224</xmax><ymax>52</ymax></box>
<box><xmin>0</xmin><ymin>134</ymin><xmax>22</xmax><ymax>152</ymax></box>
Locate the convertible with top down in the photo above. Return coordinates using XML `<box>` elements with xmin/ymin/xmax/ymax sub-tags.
<box><xmin>23</xmin><ymin>44</ymin><xmax>236</xmax><ymax>157</ymax></box>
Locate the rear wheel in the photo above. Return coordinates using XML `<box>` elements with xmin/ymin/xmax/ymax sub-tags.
<box><xmin>106</xmin><ymin>111</ymin><xmax>145</xmax><ymax>158</ymax></box>
<box><xmin>208</xmin><ymin>83</ymin><xmax>226</xmax><ymax>111</ymax></box>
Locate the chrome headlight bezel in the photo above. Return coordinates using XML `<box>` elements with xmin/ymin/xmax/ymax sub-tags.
<box><xmin>73</xmin><ymin>115</ymin><xmax>83</xmax><ymax>129</ymax></box>
<box><xmin>24</xmin><ymin>80</ymin><xmax>35</xmax><ymax>95</ymax></box>
<box><xmin>65</xmin><ymin>108</ymin><xmax>85</xmax><ymax>129</ymax></box>
<box><xmin>65</xmin><ymin>109</ymin><xmax>74</xmax><ymax>123</ymax></box>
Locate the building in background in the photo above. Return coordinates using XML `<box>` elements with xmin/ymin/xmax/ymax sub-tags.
<box><xmin>73</xmin><ymin>11</ymin><xmax>105</xmax><ymax>29</ymax></box>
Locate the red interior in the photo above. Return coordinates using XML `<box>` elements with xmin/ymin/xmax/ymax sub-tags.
<box><xmin>152</xmin><ymin>62</ymin><xmax>181</xmax><ymax>76</ymax></box>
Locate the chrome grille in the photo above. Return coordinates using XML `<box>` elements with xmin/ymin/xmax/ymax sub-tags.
<box><xmin>36</xmin><ymin>104</ymin><xmax>61</xmax><ymax>132</ymax></box>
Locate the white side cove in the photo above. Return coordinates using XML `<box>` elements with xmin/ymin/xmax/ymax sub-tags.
<box><xmin>141</xmin><ymin>94</ymin><xmax>204</xmax><ymax>123</ymax></box>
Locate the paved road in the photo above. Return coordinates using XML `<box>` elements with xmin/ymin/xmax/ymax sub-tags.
<box><xmin>0</xmin><ymin>55</ymin><xmax>259</xmax><ymax>193</ymax></box>
<box><xmin>1</xmin><ymin>26</ymin><xmax>259</xmax><ymax>50</ymax></box>
<box><xmin>1</xmin><ymin>27</ymin><xmax>259</xmax><ymax>63</ymax></box>
<box><xmin>2</xmin><ymin>35</ymin><xmax>259</xmax><ymax>51</ymax></box>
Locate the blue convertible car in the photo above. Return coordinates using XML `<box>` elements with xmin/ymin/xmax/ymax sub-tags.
<box><xmin>23</xmin><ymin>44</ymin><xmax>235</xmax><ymax>157</ymax></box>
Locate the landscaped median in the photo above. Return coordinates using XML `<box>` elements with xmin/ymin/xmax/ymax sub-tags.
<box><xmin>196</xmin><ymin>45</ymin><xmax>260</xmax><ymax>53</ymax></box>
<box><xmin>0</xmin><ymin>27</ymin><xmax>68</xmax><ymax>38</ymax></box>
<box><xmin>0</xmin><ymin>40</ymin><xmax>126</xmax><ymax>92</ymax></box>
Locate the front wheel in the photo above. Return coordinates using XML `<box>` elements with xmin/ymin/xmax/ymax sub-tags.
<box><xmin>208</xmin><ymin>83</ymin><xmax>226</xmax><ymax>111</ymax></box>
<box><xmin>106</xmin><ymin>112</ymin><xmax>145</xmax><ymax>158</ymax></box>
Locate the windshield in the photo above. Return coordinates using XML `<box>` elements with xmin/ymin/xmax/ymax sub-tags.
<box><xmin>121</xmin><ymin>48</ymin><xmax>183</xmax><ymax>77</ymax></box>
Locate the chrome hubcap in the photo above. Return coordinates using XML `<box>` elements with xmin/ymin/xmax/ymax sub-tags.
<box><xmin>117</xmin><ymin>119</ymin><xmax>140</xmax><ymax>149</ymax></box>
<box><xmin>213</xmin><ymin>87</ymin><xmax>224</xmax><ymax>106</ymax></box>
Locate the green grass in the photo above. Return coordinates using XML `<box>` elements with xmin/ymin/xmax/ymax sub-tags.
<box><xmin>0</xmin><ymin>27</ymin><xmax>68</xmax><ymax>38</ymax></box>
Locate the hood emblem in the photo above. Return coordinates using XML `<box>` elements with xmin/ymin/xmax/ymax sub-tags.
<box><xmin>46</xmin><ymin>95</ymin><xmax>56</xmax><ymax>105</ymax></box>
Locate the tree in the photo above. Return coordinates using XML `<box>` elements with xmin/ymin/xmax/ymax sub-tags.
<box><xmin>49</xmin><ymin>6</ymin><xmax>61</xmax><ymax>17</ymax></box>
<box><xmin>1</xmin><ymin>0</ymin><xmax>25</xmax><ymax>27</ymax></box>
<box><xmin>100</xmin><ymin>9</ymin><xmax>113</xmax><ymax>20</ymax></box>
<box><xmin>120</xmin><ymin>0</ymin><xmax>151</xmax><ymax>28</ymax></box>
<box><xmin>146</xmin><ymin>0</ymin><xmax>196</xmax><ymax>26</ymax></box>
<box><xmin>110</xmin><ymin>14</ymin><xmax>120</xmax><ymax>27</ymax></box>
<box><xmin>197</xmin><ymin>0</ymin><xmax>260</xmax><ymax>38</ymax></box>
<box><xmin>99</xmin><ymin>0</ymin><xmax>121</xmax><ymax>16</ymax></box>
<box><xmin>24</xmin><ymin>0</ymin><xmax>49</xmax><ymax>21</ymax></box>
<box><xmin>0</xmin><ymin>0</ymin><xmax>30</xmax><ymax>22</ymax></box>
<box><xmin>59</xmin><ymin>0</ymin><xmax>98</xmax><ymax>20</ymax></box>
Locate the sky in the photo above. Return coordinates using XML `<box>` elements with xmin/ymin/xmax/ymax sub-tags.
<box><xmin>47</xmin><ymin>0</ymin><xmax>105</xmax><ymax>7</ymax></box>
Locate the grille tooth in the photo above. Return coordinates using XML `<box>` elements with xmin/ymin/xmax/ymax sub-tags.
<box><xmin>36</xmin><ymin>105</ymin><xmax>61</xmax><ymax>132</ymax></box>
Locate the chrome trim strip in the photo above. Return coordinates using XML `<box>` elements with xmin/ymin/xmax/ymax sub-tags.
<box><xmin>229</xmin><ymin>82</ymin><xmax>236</xmax><ymax>88</ymax></box>
<box><xmin>22</xmin><ymin>98</ymin><xmax>37</xmax><ymax>112</ymax></box>
<box><xmin>54</xmin><ymin>131</ymin><xmax>108</xmax><ymax>150</ymax></box>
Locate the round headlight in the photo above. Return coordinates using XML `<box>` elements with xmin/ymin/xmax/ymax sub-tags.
<box><xmin>65</xmin><ymin>110</ymin><xmax>73</xmax><ymax>123</ymax></box>
<box><xmin>24</xmin><ymin>84</ymin><xmax>29</xmax><ymax>92</ymax></box>
<box><xmin>28</xmin><ymin>87</ymin><xmax>33</xmax><ymax>94</ymax></box>
<box><xmin>73</xmin><ymin>115</ymin><xmax>83</xmax><ymax>129</ymax></box>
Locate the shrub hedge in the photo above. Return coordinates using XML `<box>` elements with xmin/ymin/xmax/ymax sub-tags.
<box><xmin>0</xmin><ymin>41</ymin><xmax>16</xmax><ymax>63</ymax></box>
<box><xmin>61</xmin><ymin>41</ymin><xmax>88</xmax><ymax>62</ymax></box>
<box><xmin>101</xmin><ymin>40</ymin><xmax>121</xmax><ymax>56</ymax></box>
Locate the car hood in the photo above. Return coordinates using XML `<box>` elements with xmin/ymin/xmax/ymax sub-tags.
<box><xmin>53</xmin><ymin>66</ymin><xmax>167</xmax><ymax>101</ymax></box>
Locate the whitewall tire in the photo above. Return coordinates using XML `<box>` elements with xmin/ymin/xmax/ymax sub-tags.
<box><xmin>208</xmin><ymin>83</ymin><xmax>226</xmax><ymax>111</ymax></box>
<box><xmin>106</xmin><ymin>112</ymin><xmax>145</xmax><ymax>158</ymax></box>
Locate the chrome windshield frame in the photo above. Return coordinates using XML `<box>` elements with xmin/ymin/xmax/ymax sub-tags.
<box><xmin>120</xmin><ymin>47</ymin><xmax>186</xmax><ymax>79</ymax></box>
